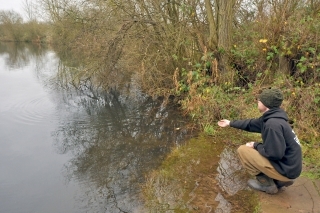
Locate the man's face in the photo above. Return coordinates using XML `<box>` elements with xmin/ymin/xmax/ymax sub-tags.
<box><xmin>257</xmin><ymin>100</ymin><xmax>268</xmax><ymax>113</ymax></box>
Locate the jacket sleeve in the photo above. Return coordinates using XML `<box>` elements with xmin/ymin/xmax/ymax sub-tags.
<box><xmin>230</xmin><ymin>118</ymin><xmax>262</xmax><ymax>133</ymax></box>
<box><xmin>253</xmin><ymin>127</ymin><xmax>286</xmax><ymax>160</ymax></box>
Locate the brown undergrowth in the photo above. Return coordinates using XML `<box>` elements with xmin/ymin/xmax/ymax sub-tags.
<box><xmin>174</xmin><ymin>73</ymin><xmax>320</xmax><ymax>179</ymax></box>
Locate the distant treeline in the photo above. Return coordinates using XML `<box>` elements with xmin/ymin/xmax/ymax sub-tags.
<box><xmin>0</xmin><ymin>10</ymin><xmax>50</xmax><ymax>43</ymax></box>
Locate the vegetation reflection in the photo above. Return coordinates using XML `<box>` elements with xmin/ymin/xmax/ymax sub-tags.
<box><xmin>51</xmin><ymin>70</ymin><xmax>192</xmax><ymax>212</ymax></box>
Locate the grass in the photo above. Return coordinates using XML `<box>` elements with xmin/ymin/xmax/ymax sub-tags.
<box><xmin>301</xmin><ymin>142</ymin><xmax>320</xmax><ymax>179</ymax></box>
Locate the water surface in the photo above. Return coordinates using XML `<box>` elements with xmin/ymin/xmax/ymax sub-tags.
<box><xmin>0</xmin><ymin>42</ymin><xmax>192</xmax><ymax>213</ymax></box>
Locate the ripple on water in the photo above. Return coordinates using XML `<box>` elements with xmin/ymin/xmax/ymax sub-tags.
<box><xmin>3</xmin><ymin>95</ymin><xmax>56</xmax><ymax>125</ymax></box>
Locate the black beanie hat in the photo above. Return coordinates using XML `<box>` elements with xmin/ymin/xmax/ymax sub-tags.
<box><xmin>258</xmin><ymin>88</ymin><xmax>283</xmax><ymax>108</ymax></box>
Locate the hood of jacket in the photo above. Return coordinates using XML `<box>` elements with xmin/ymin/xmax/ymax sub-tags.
<box><xmin>262</xmin><ymin>108</ymin><xmax>288</xmax><ymax>122</ymax></box>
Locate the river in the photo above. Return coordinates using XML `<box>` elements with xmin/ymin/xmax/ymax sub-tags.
<box><xmin>0</xmin><ymin>42</ymin><xmax>193</xmax><ymax>213</ymax></box>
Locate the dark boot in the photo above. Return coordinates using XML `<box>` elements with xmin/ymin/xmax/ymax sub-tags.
<box><xmin>247</xmin><ymin>173</ymin><xmax>278</xmax><ymax>194</ymax></box>
<box><xmin>274</xmin><ymin>179</ymin><xmax>294</xmax><ymax>188</ymax></box>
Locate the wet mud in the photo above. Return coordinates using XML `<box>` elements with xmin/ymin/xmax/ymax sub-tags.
<box><xmin>143</xmin><ymin>131</ymin><xmax>259</xmax><ymax>212</ymax></box>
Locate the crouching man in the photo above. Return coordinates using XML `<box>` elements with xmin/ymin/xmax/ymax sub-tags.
<box><xmin>218</xmin><ymin>88</ymin><xmax>302</xmax><ymax>194</ymax></box>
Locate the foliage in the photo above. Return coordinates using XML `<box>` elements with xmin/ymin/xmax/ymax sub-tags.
<box><xmin>302</xmin><ymin>142</ymin><xmax>320</xmax><ymax>179</ymax></box>
<box><xmin>30</xmin><ymin>0</ymin><xmax>243</xmax><ymax>95</ymax></box>
<box><xmin>280</xmin><ymin>13</ymin><xmax>320</xmax><ymax>85</ymax></box>
<box><xmin>230</xmin><ymin>1</ymin><xmax>320</xmax><ymax>88</ymax></box>
<box><xmin>0</xmin><ymin>10</ymin><xmax>23</xmax><ymax>41</ymax></box>
<box><xmin>0</xmin><ymin>10</ymin><xmax>50</xmax><ymax>43</ymax></box>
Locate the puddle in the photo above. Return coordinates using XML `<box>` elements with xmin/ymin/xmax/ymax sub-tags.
<box><xmin>216</xmin><ymin>147</ymin><xmax>249</xmax><ymax>196</ymax></box>
<box><xmin>143</xmin><ymin>133</ymin><xmax>259</xmax><ymax>212</ymax></box>
<box><xmin>215</xmin><ymin>193</ymin><xmax>232</xmax><ymax>213</ymax></box>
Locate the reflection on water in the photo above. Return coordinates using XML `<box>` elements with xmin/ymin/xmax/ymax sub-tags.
<box><xmin>215</xmin><ymin>148</ymin><xmax>249</xmax><ymax>213</ymax></box>
<box><xmin>216</xmin><ymin>148</ymin><xmax>248</xmax><ymax>196</ymax></box>
<box><xmin>0</xmin><ymin>42</ymin><xmax>192</xmax><ymax>213</ymax></box>
<box><xmin>0</xmin><ymin>42</ymin><xmax>48</xmax><ymax>69</ymax></box>
<box><xmin>53</xmin><ymin>89</ymin><xmax>191</xmax><ymax>212</ymax></box>
<box><xmin>141</xmin><ymin>135</ymin><xmax>256</xmax><ymax>213</ymax></box>
<box><xmin>215</xmin><ymin>193</ymin><xmax>231</xmax><ymax>213</ymax></box>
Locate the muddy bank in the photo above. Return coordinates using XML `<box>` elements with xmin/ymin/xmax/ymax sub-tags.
<box><xmin>142</xmin><ymin>129</ymin><xmax>260</xmax><ymax>212</ymax></box>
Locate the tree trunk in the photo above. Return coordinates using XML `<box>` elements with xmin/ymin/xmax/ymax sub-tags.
<box><xmin>215</xmin><ymin>0</ymin><xmax>237</xmax><ymax>74</ymax></box>
<box><xmin>204</xmin><ymin>0</ymin><xmax>237</xmax><ymax>78</ymax></box>
<box><xmin>204</xmin><ymin>0</ymin><xmax>217</xmax><ymax>49</ymax></box>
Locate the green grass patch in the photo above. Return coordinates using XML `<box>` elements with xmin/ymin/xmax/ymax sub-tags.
<box><xmin>301</xmin><ymin>141</ymin><xmax>320</xmax><ymax>179</ymax></box>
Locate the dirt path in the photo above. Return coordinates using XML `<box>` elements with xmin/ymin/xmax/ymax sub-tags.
<box><xmin>258</xmin><ymin>177</ymin><xmax>320</xmax><ymax>213</ymax></box>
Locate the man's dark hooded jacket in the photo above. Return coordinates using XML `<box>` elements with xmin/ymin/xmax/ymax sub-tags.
<box><xmin>230</xmin><ymin>108</ymin><xmax>302</xmax><ymax>179</ymax></box>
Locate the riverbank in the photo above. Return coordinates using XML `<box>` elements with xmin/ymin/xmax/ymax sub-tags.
<box><xmin>142</xmin><ymin>123</ymin><xmax>320</xmax><ymax>212</ymax></box>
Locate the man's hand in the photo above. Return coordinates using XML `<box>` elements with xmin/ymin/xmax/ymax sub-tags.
<box><xmin>246</xmin><ymin>142</ymin><xmax>255</xmax><ymax>148</ymax></box>
<box><xmin>217</xmin><ymin>119</ymin><xmax>230</xmax><ymax>127</ymax></box>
